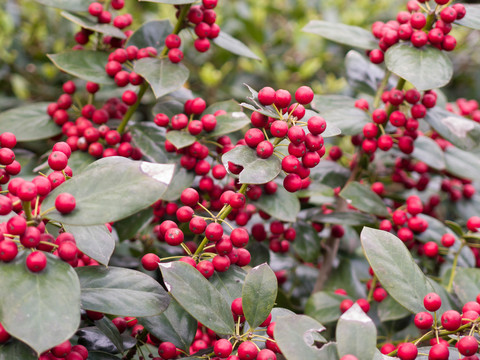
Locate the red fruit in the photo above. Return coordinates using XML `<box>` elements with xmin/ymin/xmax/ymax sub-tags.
<box><xmin>372</xmin><ymin>109</ymin><xmax>387</xmax><ymax>124</ymax></box>
<box><xmin>141</xmin><ymin>253</ymin><xmax>160</xmax><ymax>271</ymax></box>
<box><xmin>256</xmin><ymin>141</ymin><xmax>274</xmax><ymax>159</ymax></box>
<box><xmin>369</xmin><ymin>49</ymin><xmax>384</xmax><ymax>64</ymax></box>
<box><xmin>52</xmin><ymin>340</ymin><xmax>72</xmax><ymax>358</ymax></box>
<box><xmin>7</xmin><ymin>215</ymin><xmax>27</xmax><ymax>235</ymax></box>
<box><xmin>397</xmin><ymin>343</ymin><xmax>417</xmax><ymax>360</ymax></box>
<box><xmin>340</xmin><ymin>299</ymin><xmax>354</xmax><ymax>313</ymax></box>
<box><xmin>181</xmin><ymin>188</ymin><xmax>199</xmax><ymax>207</ymax></box>
<box><xmin>414</xmin><ymin>311</ymin><xmax>434</xmax><ymax>329</ymax></box>
<box><xmin>411</xmin><ymin>30</ymin><xmax>428</xmax><ymax>47</ymax></box>
<box><xmin>237</xmin><ymin>341</ymin><xmax>258</xmax><ymax>360</ymax></box>
<box><xmin>0</xmin><ymin>132</ymin><xmax>16</xmax><ymax>148</ymax></box>
<box><xmin>428</xmin><ymin>344</ymin><xmax>449</xmax><ymax>360</ymax></box>
<box><xmin>205</xmin><ymin>222</ymin><xmax>223</xmax><ymax>242</ymax></box>
<box><xmin>245</xmin><ymin>128</ymin><xmax>265</xmax><ymax>148</ymax></box>
<box><xmin>274</xmin><ymin>89</ymin><xmax>291</xmax><ymax>109</ymax></box>
<box><xmin>457</xmin><ymin>336</ymin><xmax>479</xmax><ymax>356</ymax></box>
<box><xmin>20</xmin><ymin>227</ymin><xmax>41</xmax><ymax>248</ymax></box>
<box><xmin>440</xmin><ymin>233</ymin><xmax>455</xmax><ymax>247</ymax></box>
<box><xmin>423</xmin><ymin>242</ymin><xmax>439</xmax><ymax>258</ymax></box>
<box><xmin>230</xmin><ymin>228</ymin><xmax>249</xmax><ymax>248</ymax></box>
<box><xmin>231</xmin><ymin>297</ymin><xmax>244</xmax><ymax>316</ymax></box>
<box><xmin>17</xmin><ymin>181</ymin><xmax>37</xmax><ymax>202</ymax></box>
<box><xmin>197</xmin><ymin>260</ymin><xmax>214</xmax><ymax>278</ymax></box>
<box><xmin>26</xmin><ymin>251</ymin><xmax>47</xmax><ymax>272</ymax></box>
<box><xmin>212</xmin><ymin>255</ymin><xmax>231</xmax><ymax>272</ymax></box>
<box><xmin>0</xmin><ymin>148</ymin><xmax>14</xmax><ymax>165</ymax></box>
<box><xmin>48</xmin><ymin>151</ymin><xmax>69</xmax><ymax>171</ymax></box>
<box><xmin>168</xmin><ymin>48</ymin><xmax>183</xmax><ymax>63</ymax></box>
<box><xmin>236</xmin><ymin>248</ymin><xmax>251</xmax><ymax>267</ymax></box>
<box><xmin>0</xmin><ymin>240</ymin><xmax>18</xmax><ymax>262</ymax></box>
<box><xmin>373</xmin><ymin>288</ymin><xmax>387</xmax><ymax>302</ymax></box>
<box><xmin>307</xmin><ymin>116</ymin><xmax>327</xmax><ymax>135</ymax></box>
<box><xmin>294</xmin><ymin>86</ymin><xmax>314</xmax><ymax>105</ymax></box>
<box><xmin>122</xmin><ymin>90</ymin><xmax>137</xmax><ymax>105</ymax></box>
<box><xmin>194</xmin><ymin>38</ymin><xmax>210</xmax><ymax>52</ymax></box>
<box><xmin>410</xmin><ymin>12</ymin><xmax>426</xmax><ymax>29</ymax></box>
<box><xmin>55</xmin><ymin>193</ymin><xmax>76</xmax><ymax>214</ymax></box>
<box><xmin>257</xmin><ymin>349</ymin><xmax>276</xmax><ymax>360</ymax></box>
<box><xmin>283</xmin><ymin>173</ymin><xmax>302</xmax><ymax>193</ymax></box>
<box><xmin>441</xmin><ymin>310</ymin><xmax>461</xmax><ymax>331</ymax></box>
<box><xmin>88</xmin><ymin>2</ymin><xmax>103</xmax><ymax>16</ymax></box>
<box><xmin>356</xmin><ymin>298</ymin><xmax>370</xmax><ymax>313</ymax></box>
<box><xmin>467</xmin><ymin>216</ymin><xmax>480</xmax><ymax>232</ymax></box>
<box><xmin>214</xmin><ymin>338</ymin><xmax>233</xmax><ymax>358</ymax></box>
<box><xmin>424</xmin><ymin>292</ymin><xmax>442</xmax><ymax>312</ymax></box>
<box><xmin>158</xmin><ymin>342</ymin><xmax>177</xmax><ymax>359</ymax></box>
<box><xmin>164</xmin><ymin>228</ymin><xmax>184</xmax><ymax>246</ymax></box>
<box><xmin>189</xmin><ymin>217</ymin><xmax>207</xmax><ymax>234</ymax></box>
<box><xmin>165</xmin><ymin>34</ymin><xmax>181</xmax><ymax>49</ymax></box>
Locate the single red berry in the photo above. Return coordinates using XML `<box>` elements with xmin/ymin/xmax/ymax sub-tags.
<box><xmin>88</xmin><ymin>2</ymin><xmax>103</xmax><ymax>16</ymax></box>
<box><xmin>373</xmin><ymin>288</ymin><xmax>387</xmax><ymax>302</ymax></box>
<box><xmin>122</xmin><ymin>90</ymin><xmax>137</xmax><ymax>105</ymax></box>
<box><xmin>467</xmin><ymin>216</ymin><xmax>480</xmax><ymax>232</ymax></box>
<box><xmin>424</xmin><ymin>292</ymin><xmax>442</xmax><ymax>312</ymax></box>
<box><xmin>230</xmin><ymin>228</ymin><xmax>249</xmax><ymax>248</ymax></box>
<box><xmin>197</xmin><ymin>260</ymin><xmax>215</xmax><ymax>278</ymax></box>
<box><xmin>256</xmin><ymin>141</ymin><xmax>274</xmax><ymax>159</ymax></box>
<box><xmin>165</xmin><ymin>34</ymin><xmax>181</xmax><ymax>49</ymax></box>
<box><xmin>214</xmin><ymin>338</ymin><xmax>233</xmax><ymax>358</ymax></box>
<box><xmin>414</xmin><ymin>311</ymin><xmax>434</xmax><ymax>329</ymax></box>
<box><xmin>257</xmin><ymin>349</ymin><xmax>277</xmax><ymax>360</ymax></box>
<box><xmin>0</xmin><ymin>240</ymin><xmax>18</xmax><ymax>262</ymax></box>
<box><xmin>274</xmin><ymin>89</ymin><xmax>291</xmax><ymax>109</ymax></box>
<box><xmin>206</xmin><ymin>223</ymin><xmax>223</xmax><ymax>242</ymax></box>
<box><xmin>158</xmin><ymin>342</ymin><xmax>177</xmax><ymax>359</ymax></box>
<box><xmin>457</xmin><ymin>336</ymin><xmax>479</xmax><ymax>356</ymax></box>
<box><xmin>258</xmin><ymin>87</ymin><xmax>276</xmax><ymax>106</ymax></box>
<box><xmin>181</xmin><ymin>188</ymin><xmax>199</xmax><ymax>207</ymax></box>
<box><xmin>397</xmin><ymin>343</ymin><xmax>418</xmax><ymax>360</ymax></box>
<box><xmin>441</xmin><ymin>310</ymin><xmax>461</xmax><ymax>331</ymax></box>
<box><xmin>164</xmin><ymin>228</ymin><xmax>184</xmax><ymax>246</ymax></box>
<box><xmin>340</xmin><ymin>299</ymin><xmax>354</xmax><ymax>313</ymax></box>
<box><xmin>294</xmin><ymin>86</ymin><xmax>314</xmax><ymax>105</ymax></box>
<box><xmin>237</xmin><ymin>341</ymin><xmax>258</xmax><ymax>360</ymax></box>
<box><xmin>26</xmin><ymin>251</ymin><xmax>47</xmax><ymax>273</ymax></box>
<box><xmin>369</xmin><ymin>49</ymin><xmax>384</xmax><ymax>64</ymax></box>
<box><xmin>55</xmin><ymin>193</ymin><xmax>76</xmax><ymax>214</ymax></box>
<box><xmin>141</xmin><ymin>253</ymin><xmax>160</xmax><ymax>271</ymax></box>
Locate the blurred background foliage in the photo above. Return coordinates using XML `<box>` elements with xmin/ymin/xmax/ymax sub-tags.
<box><xmin>0</xmin><ymin>0</ymin><xmax>479</xmax><ymax>110</ymax></box>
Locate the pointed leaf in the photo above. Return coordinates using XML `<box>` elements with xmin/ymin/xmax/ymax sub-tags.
<box><xmin>213</xmin><ymin>31</ymin><xmax>261</xmax><ymax>60</ymax></box>
<box><xmin>254</xmin><ymin>186</ymin><xmax>300</xmax><ymax>222</ymax></box>
<box><xmin>130</xmin><ymin>123</ymin><xmax>168</xmax><ymax>164</ymax></box>
<box><xmin>77</xmin><ymin>326</ymin><xmax>136</xmax><ymax>353</ymax></box>
<box><xmin>360</xmin><ymin>227</ymin><xmax>434</xmax><ymax>314</ymax></box>
<box><xmin>242</xmin><ymin>264</ymin><xmax>278</xmax><ymax>329</ymax></box>
<box><xmin>139</xmin><ymin>298</ymin><xmax>197</xmax><ymax>351</ymax></box>
<box><xmin>274</xmin><ymin>314</ymin><xmax>327</xmax><ymax>360</ymax></box>
<box><xmin>340</xmin><ymin>182</ymin><xmax>389</xmax><ymax>217</ymax></box>
<box><xmin>126</xmin><ymin>20</ymin><xmax>173</xmax><ymax>52</ymax></box>
<box><xmin>134</xmin><ymin>58</ymin><xmax>189</xmax><ymax>99</ymax></box>
<box><xmin>165</xmin><ymin>130</ymin><xmax>196</xmax><ymax>150</ymax></box>
<box><xmin>0</xmin><ymin>340</ymin><xmax>36</xmax><ymax>360</ymax></box>
<box><xmin>222</xmin><ymin>145</ymin><xmax>281</xmax><ymax>185</ymax></box>
<box><xmin>0</xmin><ymin>252</ymin><xmax>81</xmax><ymax>355</ymax></box>
<box><xmin>336</xmin><ymin>304</ymin><xmax>377</xmax><ymax>360</ymax></box>
<box><xmin>61</xmin><ymin>11</ymin><xmax>126</xmax><ymax>39</ymax></box>
<box><xmin>48</xmin><ymin>51</ymin><xmax>114</xmax><ymax>85</ymax></box>
<box><xmin>160</xmin><ymin>261</ymin><xmax>235</xmax><ymax>335</ymax></box>
<box><xmin>385</xmin><ymin>43</ymin><xmax>453</xmax><ymax>91</ymax></box>
<box><xmin>444</xmin><ymin>146</ymin><xmax>480</xmax><ymax>181</ymax></box>
<box><xmin>76</xmin><ymin>266</ymin><xmax>170</xmax><ymax>317</ymax></box>
<box><xmin>206</xmin><ymin>112</ymin><xmax>250</xmax><ymax>138</ymax></box>
<box><xmin>411</xmin><ymin>136</ymin><xmax>445</xmax><ymax>170</ymax></box>
<box><xmin>303</xmin><ymin>20</ymin><xmax>378</xmax><ymax>50</ymax></box>
<box><xmin>64</xmin><ymin>224</ymin><xmax>114</xmax><ymax>266</ymax></box>
<box><xmin>42</xmin><ymin>157</ymin><xmax>175</xmax><ymax>225</ymax></box>
<box><xmin>0</xmin><ymin>103</ymin><xmax>61</xmax><ymax>141</ymax></box>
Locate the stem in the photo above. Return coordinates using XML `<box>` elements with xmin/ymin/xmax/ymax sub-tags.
<box><xmin>373</xmin><ymin>70</ymin><xmax>391</xmax><ymax>109</ymax></box>
<box><xmin>446</xmin><ymin>241</ymin><xmax>465</xmax><ymax>292</ymax></box>
<box><xmin>161</xmin><ymin>4</ymin><xmax>192</xmax><ymax>56</ymax></box>
<box><xmin>366</xmin><ymin>275</ymin><xmax>377</xmax><ymax>302</ymax></box>
<box><xmin>193</xmin><ymin>183</ymin><xmax>248</xmax><ymax>257</ymax></box>
<box><xmin>22</xmin><ymin>201</ymin><xmax>32</xmax><ymax>221</ymax></box>
<box><xmin>124</xmin><ymin>328</ymin><xmax>148</xmax><ymax>360</ymax></box>
<box><xmin>116</xmin><ymin>83</ymin><xmax>148</xmax><ymax>135</ymax></box>
<box><xmin>39</xmin><ymin>206</ymin><xmax>56</xmax><ymax>218</ymax></box>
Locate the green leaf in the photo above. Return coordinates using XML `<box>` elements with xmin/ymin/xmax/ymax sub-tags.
<box><xmin>340</xmin><ymin>182</ymin><xmax>389</xmax><ymax>217</ymax></box>
<box><xmin>139</xmin><ymin>298</ymin><xmax>197</xmax><ymax>351</ymax></box>
<box><xmin>205</xmin><ymin>99</ymin><xmax>241</xmax><ymax>114</ymax></box>
<box><xmin>114</xmin><ymin>208</ymin><xmax>154</xmax><ymax>241</ymax></box>
<box><xmin>453</xmin><ymin>268</ymin><xmax>480</xmax><ymax>304</ymax></box>
<box><xmin>456</xmin><ymin>4</ymin><xmax>480</xmax><ymax>30</ymax></box>
<box><xmin>445</xmin><ymin>220</ymin><xmax>463</xmax><ymax>237</ymax></box>
<box><xmin>130</xmin><ymin>123</ymin><xmax>168</xmax><ymax>164</ymax></box>
<box><xmin>210</xmin><ymin>265</ymin><xmax>246</xmax><ymax>304</ymax></box>
<box><xmin>377</xmin><ymin>295</ymin><xmax>411</xmax><ymax>322</ymax></box>
<box><xmin>303</xmin><ymin>20</ymin><xmax>378</xmax><ymax>50</ymax></box>
<box><xmin>160</xmin><ymin>261</ymin><xmax>235</xmax><ymax>335</ymax></box>
<box><xmin>42</xmin><ymin>157</ymin><xmax>175</xmax><ymax>225</ymax></box>
<box><xmin>222</xmin><ymin>145</ymin><xmax>281</xmax><ymax>185</ymax></box>
<box><xmin>336</xmin><ymin>304</ymin><xmax>377</xmax><ymax>360</ymax></box>
<box><xmin>309</xmin><ymin>160</ymin><xmax>349</xmax><ymax>188</ymax></box>
<box><xmin>313</xmin><ymin>211</ymin><xmax>377</xmax><ymax>225</ymax></box>
<box><xmin>0</xmin><ymin>103</ymin><xmax>61</xmax><ymax>142</ymax></box>
<box><xmin>213</xmin><ymin>31</ymin><xmax>261</xmax><ymax>60</ymax></box>
<box><xmin>385</xmin><ymin>43</ymin><xmax>453</xmax><ymax>91</ymax></box>
<box><xmin>64</xmin><ymin>224</ymin><xmax>115</xmax><ymax>266</ymax></box>
<box><xmin>411</xmin><ymin>136</ymin><xmax>445</xmax><ymax>170</ymax></box>
<box><xmin>138</xmin><ymin>0</ymin><xmax>196</xmax><ymax>4</ymax></box>
<box><xmin>161</xmin><ymin>167</ymin><xmax>195</xmax><ymax>202</ymax></box>
<box><xmin>360</xmin><ymin>227</ymin><xmax>434</xmax><ymax>314</ymax></box>
<box><xmin>444</xmin><ymin>146</ymin><xmax>480</xmax><ymax>181</ymax></box>
<box><xmin>0</xmin><ymin>252</ymin><xmax>81</xmax><ymax>355</ymax></box>
<box><xmin>293</xmin><ymin>221</ymin><xmax>321</xmax><ymax>263</ymax></box>
<box><xmin>134</xmin><ymin>58</ymin><xmax>189</xmax><ymax>99</ymax></box>
<box><xmin>424</xmin><ymin>107</ymin><xmax>480</xmax><ymax>150</ymax></box>
<box><xmin>0</xmin><ymin>339</ymin><xmax>36</xmax><ymax>360</ymax></box>
<box><xmin>66</xmin><ymin>151</ymin><xmax>95</xmax><ymax>174</ymax></box>
<box><xmin>165</xmin><ymin>130</ymin><xmax>196</xmax><ymax>150</ymax></box>
<box><xmin>86</xmin><ymin>351</ymin><xmax>121</xmax><ymax>360</ymax></box>
<box><xmin>274</xmin><ymin>314</ymin><xmax>327</xmax><ymax>360</ymax></box>
<box><xmin>305</xmin><ymin>291</ymin><xmax>345</xmax><ymax>324</ymax></box>
<box><xmin>95</xmin><ymin>317</ymin><xmax>125</xmax><ymax>353</ymax></box>
<box><xmin>254</xmin><ymin>186</ymin><xmax>300</xmax><ymax>222</ymax></box>
<box><xmin>312</xmin><ymin>96</ymin><xmax>369</xmax><ymax>136</ymax></box>
<box><xmin>33</xmin><ymin>0</ymin><xmax>94</xmax><ymax>11</ymax></box>
<box><xmin>126</xmin><ymin>20</ymin><xmax>173</xmax><ymax>52</ymax></box>
<box><xmin>77</xmin><ymin>326</ymin><xmax>135</xmax><ymax>353</ymax></box>
<box><xmin>206</xmin><ymin>112</ymin><xmax>250</xmax><ymax>138</ymax></box>
<box><xmin>61</xmin><ymin>11</ymin><xmax>126</xmax><ymax>39</ymax></box>
<box><xmin>47</xmin><ymin>51</ymin><xmax>114</xmax><ymax>85</ymax></box>
<box><xmin>242</xmin><ymin>263</ymin><xmax>278</xmax><ymax>329</ymax></box>
<box><xmin>76</xmin><ymin>266</ymin><xmax>170</xmax><ymax>317</ymax></box>
<box><xmin>248</xmin><ymin>242</ymin><xmax>270</xmax><ymax>267</ymax></box>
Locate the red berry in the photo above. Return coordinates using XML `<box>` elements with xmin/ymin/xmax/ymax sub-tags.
<box><xmin>440</xmin><ymin>310</ymin><xmax>461</xmax><ymax>331</ymax></box>
<box><xmin>237</xmin><ymin>341</ymin><xmax>258</xmax><ymax>360</ymax></box>
<box><xmin>258</xmin><ymin>87</ymin><xmax>276</xmax><ymax>106</ymax></box>
<box><xmin>256</xmin><ymin>141</ymin><xmax>274</xmax><ymax>159</ymax></box>
<box><xmin>428</xmin><ymin>344</ymin><xmax>449</xmax><ymax>360</ymax></box>
<box><xmin>414</xmin><ymin>311</ymin><xmax>434</xmax><ymax>329</ymax></box>
<box><xmin>397</xmin><ymin>343</ymin><xmax>417</xmax><ymax>360</ymax></box>
<box><xmin>181</xmin><ymin>188</ymin><xmax>199</xmax><ymax>207</ymax></box>
<box><xmin>274</xmin><ymin>89</ymin><xmax>291</xmax><ymax>109</ymax></box>
<box><xmin>424</xmin><ymin>292</ymin><xmax>442</xmax><ymax>312</ymax></box>
<box><xmin>283</xmin><ymin>173</ymin><xmax>302</xmax><ymax>193</ymax></box>
<box><xmin>26</xmin><ymin>251</ymin><xmax>47</xmax><ymax>273</ymax></box>
<box><xmin>369</xmin><ymin>49</ymin><xmax>384</xmax><ymax>64</ymax></box>
<box><xmin>141</xmin><ymin>253</ymin><xmax>160</xmax><ymax>271</ymax></box>
<box><xmin>294</xmin><ymin>86</ymin><xmax>314</xmax><ymax>105</ymax></box>
<box><xmin>55</xmin><ymin>193</ymin><xmax>76</xmax><ymax>214</ymax></box>
<box><xmin>214</xmin><ymin>338</ymin><xmax>233</xmax><ymax>358</ymax></box>
<box><xmin>197</xmin><ymin>260</ymin><xmax>215</xmax><ymax>278</ymax></box>
<box><xmin>52</xmin><ymin>340</ymin><xmax>72</xmax><ymax>358</ymax></box>
<box><xmin>122</xmin><ymin>90</ymin><xmax>137</xmax><ymax>106</ymax></box>
<box><xmin>0</xmin><ymin>240</ymin><xmax>18</xmax><ymax>262</ymax></box>
<box><xmin>88</xmin><ymin>2</ymin><xmax>103</xmax><ymax>16</ymax></box>
<box><xmin>457</xmin><ymin>336</ymin><xmax>479</xmax><ymax>356</ymax></box>
<box><xmin>158</xmin><ymin>342</ymin><xmax>177</xmax><ymax>359</ymax></box>
<box><xmin>164</xmin><ymin>228</ymin><xmax>184</xmax><ymax>246</ymax></box>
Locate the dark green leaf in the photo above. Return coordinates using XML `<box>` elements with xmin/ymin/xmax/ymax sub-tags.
<box><xmin>340</xmin><ymin>182</ymin><xmax>389</xmax><ymax>217</ymax></box>
<box><xmin>95</xmin><ymin>317</ymin><xmax>124</xmax><ymax>353</ymax></box>
<box><xmin>274</xmin><ymin>314</ymin><xmax>327</xmax><ymax>360</ymax></box>
<box><xmin>64</xmin><ymin>224</ymin><xmax>115</xmax><ymax>266</ymax></box>
<box><xmin>324</xmin><ymin>258</ymin><xmax>368</xmax><ymax>298</ymax></box>
<box><xmin>138</xmin><ymin>0</ymin><xmax>196</xmax><ymax>3</ymax></box>
<box><xmin>42</xmin><ymin>157</ymin><xmax>175</xmax><ymax>225</ymax></box>
<box><xmin>139</xmin><ymin>298</ymin><xmax>197</xmax><ymax>351</ymax></box>
<box><xmin>293</xmin><ymin>221</ymin><xmax>321</xmax><ymax>263</ymax></box>
<box><xmin>210</xmin><ymin>265</ymin><xmax>246</xmax><ymax>304</ymax></box>
<box><xmin>303</xmin><ymin>20</ymin><xmax>378</xmax><ymax>50</ymax></box>
<box><xmin>444</xmin><ymin>146</ymin><xmax>480</xmax><ymax>180</ymax></box>
<box><xmin>114</xmin><ymin>208</ymin><xmax>154</xmax><ymax>241</ymax></box>
<box><xmin>254</xmin><ymin>186</ymin><xmax>300</xmax><ymax>223</ymax></box>
<box><xmin>242</xmin><ymin>264</ymin><xmax>278</xmax><ymax>329</ymax></box>
<box><xmin>213</xmin><ymin>31</ymin><xmax>261</xmax><ymax>60</ymax></box>
<box><xmin>130</xmin><ymin>123</ymin><xmax>168</xmax><ymax>164</ymax></box>
<box><xmin>61</xmin><ymin>11</ymin><xmax>126</xmax><ymax>39</ymax></box>
<box><xmin>76</xmin><ymin>266</ymin><xmax>170</xmax><ymax>316</ymax></box>
<box><xmin>453</xmin><ymin>268</ymin><xmax>480</xmax><ymax>304</ymax></box>
<box><xmin>360</xmin><ymin>227</ymin><xmax>434</xmax><ymax>314</ymax></box>
<box><xmin>309</xmin><ymin>160</ymin><xmax>350</xmax><ymax>188</ymax></box>
<box><xmin>222</xmin><ymin>145</ymin><xmax>281</xmax><ymax>185</ymax></box>
<box><xmin>205</xmin><ymin>100</ymin><xmax>241</xmax><ymax>114</ymax></box>
<box><xmin>456</xmin><ymin>4</ymin><xmax>480</xmax><ymax>30</ymax></box>
<box><xmin>385</xmin><ymin>43</ymin><xmax>453</xmax><ymax>91</ymax></box>
<box><xmin>134</xmin><ymin>58</ymin><xmax>189</xmax><ymax>99</ymax></box>
<box><xmin>126</xmin><ymin>20</ymin><xmax>173</xmax><ymax>52</ymax></box>
<box><xmin>0</xmin><ymin>252</ymin><xmax>81</xmax><ymax>355</ymax></box>
<box><xmin>0</xmin><ymin>339</ymin><xmax>36</xmax><ymax>360</ymax></box>
<box><xmin>424</xmin><ymin>107</ymin><xmax>480</xmax><ymax>150</ymax></box>
<box><xmin>77</xmin><ymin>327</ymin><xmax>135</xmax><ymax>353</ymax></box>
<box><xmin>305</xmin><ymin>291</ymin><xmax>345</xmax><ymax>324</ymax></box>
<box><xmin>445</xmin><ymin>220</ymin><xmax>463</xmax><ymax>237</ymax></box>
<box><xmin>165</xmin><ymin>130</ymin><xmax>196</xmax><ymax>150</ymax></box>
<box><xmin>336</xmin><ymin>304</ymin><xmax>376</xmax><ymax>360</ymax></box>
<box><xmin>411</xmin><ymin>136</ymin><xmax>445</xmax><ymax>170</ymax></box>
<box><xmin>0</xmin><ymin>103</ymin><xmax>61</xmax><ymax>142</ymax></box>
<box><xmin>248</xmin><ymin>242</ymin><xmax>270</xmax><ymax>267</ymax></box>
<box><xmin>206</xmin><ymin>112</ymin><xmax>250</xmax><ymax>138</ymax></box>
<box><xmin>160</xmin><ymin>261</ymin><xmax>235</xmax><ymax>335</ymax></box>
<box><xmin>33</xmin><ymin>0</ymin><xmax>94</xmax><ymax>11</ymax></box>
<box><xmin>377</xmin><ymin>295</ymin><xmax>411</xmax><ymax>322</ymax></box>
<box><xmin>66</xmin><ymin>151</ymin><xmax>95</xmax><ymax>174</ymax></box>
<box><xmin>47</xmin><ymin>51</ymin><xmax>114</xmax><ymax>85</ymax></box>
<box><xmin>161</xmin><ymin>167</ymin><xmax>195</xmax><ymax>202</ymax></box>
<box><xmin>313</xmin><ymin>211</ymin><xmax>377</xmax><ymax>225</ymax></box>
<box><xmin>85</xmin><ymin>351</ymin><xmax>120</xmax><ymax>360</ymax></box>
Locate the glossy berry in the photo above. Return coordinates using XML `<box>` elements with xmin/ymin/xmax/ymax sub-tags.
<box><xmin>214</xmin><ymin>338</ymin><xmax>233</xmax><ymax>358</ymax></box>
<box><xmin>158</xmin><ymin>342</ymin><xmax>177</xmax><ymax>359</ymax></box>
<box><xmin>164</xmin><ymin>228</ymin><xmax>184</xmax><ymax>246</ymax></box>
<box><xmin>141</xmin><ymin>253</ymin><xmax>160</xmax><ymax>271</ymax></box>
<box><xmin>237</xmin><ymin>341</ymin><xmax>258</xmax><ymax>360</ymax></box>
<box><xmin>256</xmin><ymin>141</ymin><xmax>274</xmax><ymax>159</ymax></box>
<box><xmin>26</xmin><ymin>251</ymin><xmax>47</xmax><ymax>273</ymax></box>
<box><xmin>283</xmin><ymin>173</ymin><xmax>302</xmax><ymax>193</ymax></box>
<box><xmin>52</xmin><ymin>341</ymin><xmax>72</xmax><ymax>358</ymax></box>
<box><xmin>428</xmin><ymin>344</ymin><xmax>449</xmax><ymax>360</ymax></box>
<box><xmin>414</xmin><ymin>311</ymin><xmax>433</xmax><ymax>329</ymax></box>
<box><xmin>55</xmin><ymin>193</ymin><xmax>76</xmax><ymax>214</ymax></box>
<box><xmin>397</xmin><ymin>343</ymin><xmax>418</xmax><ymax>360</ymax></box>
<box><xmin>0</xmin><ymin>240</ymin><xmax>18</xmax><ymax>262</ymax></box>
<box><xmin>440</xmin><ymin>310</ymin><xmax>461</xmax><ymax>331</ymax></box>
<box><xmin>257</xmin><ymin>349</ymin><xmax>276</xmax><ymax>360</ymax></box>
<box><xmin>457</xmin><ymin>336</ymin><xmax>479</xmax><ymax>356</ymax></box>
<box><xmin>180</xmin><ymin>188</ymin><xmax>199</xmax><ymax>207</ymax></box>
<box><xmin>295</xmin><ymin>86</ymin><xmax>314</xmax><ymax>105</ymax></box>
<box><xmin>197</xmin><ymin>260</ymin><xmax>215</xmax><ymax>278</ymax></box>
<box><xmin>424</xmin><ymin>292</ymin><xmax>442</xmax><ymax>312</ymax></box>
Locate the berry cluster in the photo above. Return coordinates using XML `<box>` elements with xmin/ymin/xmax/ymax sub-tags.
<box><xmin>251</xmin><ymin>220</ymin><xmax>296</xmax><ymax>254</ymax></box>
<box><xmin>39</xmin><ymin>341</ymin><xmax>89</xmax><ymax>360</ymax></box>
<box><xmin>368</xmin><ymin>0</ymin><xmax>466</xmax><ymax>64</ymax></box>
